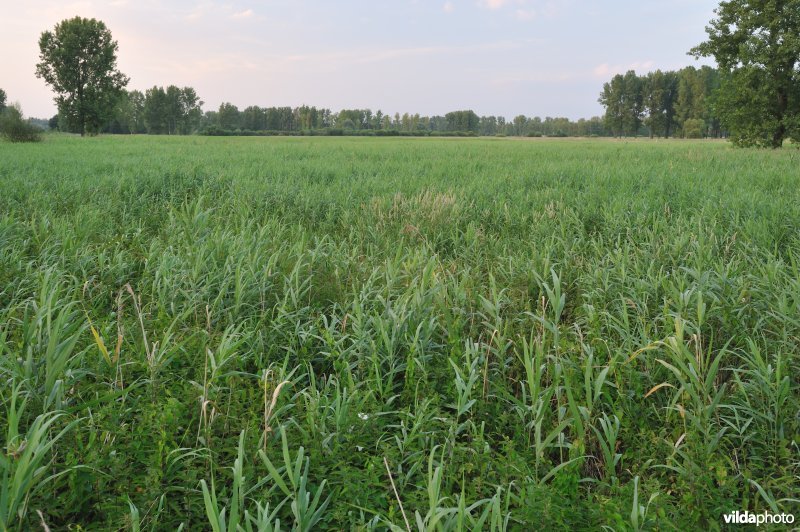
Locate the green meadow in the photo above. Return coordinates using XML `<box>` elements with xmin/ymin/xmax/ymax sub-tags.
<box><xmin>0</xmin><ymin>135</ymin><xmax>797</xmax><ymax>530</ymax></box>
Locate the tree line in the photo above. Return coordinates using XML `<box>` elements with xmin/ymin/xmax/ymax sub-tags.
<box><xmin>195</xmin><ymin>105</ymin><xmax>609</xmax><ymax>137</ymax></box>
<box><xmin>50</xmin><ymin>74</ymin><xmax>734</xmax><ymax>139</ymax></box>
<box><xmin>5</xmin><ymin>81</ymin><xmax>611</xmax><ymax>139</ymax></box>
<box><xmin>69</xmin><ymin>94</ymin><xmax>611</xmax><ymax>137</ymax></box>
<box><xmin>598</xmin><ymin>66</ymin><xmax>723</xmax><ymax>139</ymax></box>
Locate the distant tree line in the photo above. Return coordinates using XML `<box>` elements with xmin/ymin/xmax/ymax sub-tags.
<box><xmin>599</xmin><ymin>66</ymin><xmax>723</xmax><ymax>139</ymax></box>
<box><xmin>61</xmin><ymin>96</ymin><xmax>610</xmax><ymax>137</ymax></box>
<box><xmin>36</xmin><ymin>65</ymin><xmax>727</xmax><ymax>140</ymax></box>
<box><xmin>195</xmin><ymin>104</ymin><xmax>611</xmax><ymax>137</ymax></box>
<box><xmin>96</xmin><ymin>67</ymin><xmax>718</xmax><ymax>139</ymax></box>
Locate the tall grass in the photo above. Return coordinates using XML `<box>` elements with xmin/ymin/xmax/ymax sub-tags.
<box><xmin>0</xmin><ymin>135</ymin><xmax>797</xmax><ymax>528</ymax></box>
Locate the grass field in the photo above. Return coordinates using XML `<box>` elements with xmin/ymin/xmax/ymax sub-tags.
<box><xmin>0</xmin><ymin>135</ymin><xmax>798</xmax><ymax>530</ymax></box>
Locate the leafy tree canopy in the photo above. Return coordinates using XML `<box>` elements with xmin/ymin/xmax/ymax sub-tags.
<box><xmin>36</xmin><ymin>17</ymin><xmax>129</xmax><ymax>136</ymax></box>
<box><xmin>690</xmin><ymin>0</ymin><xmax>800</xmax><ymax>147</ymax></box>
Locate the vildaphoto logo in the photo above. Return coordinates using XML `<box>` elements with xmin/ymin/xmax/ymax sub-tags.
<box><xmin>723</xmin><ymin>510</ymin><xmax>795</xmax><ymax>526</ymax></box>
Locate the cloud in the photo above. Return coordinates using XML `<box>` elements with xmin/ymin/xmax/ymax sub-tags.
<box><xmin>231</xmin><ymin>9</ymin><xmax>253</xmax><ymax>19</ymax></box>
<box><xmin>443</xmin><ymin>2</ymin><xmax>455</xmax><ymax>13</ymax></box>
<box><xmin>593</xmin><ymin>63</ymin><xmax>612</xmax><ymax>77</ymax></box>
<box><xmin>479</xmin><ymin>0</ymin><xmax>508</xmax><ymax>9</ymax></box>
<box><xmin>186</xmin><ymin>2</ymin><xmax>212</xmax><ymax>21</ymax></box>
<box><xmin>593</xmin><ymin>60</ymin><xmax>656</xmax><ymax>78</ymax></box>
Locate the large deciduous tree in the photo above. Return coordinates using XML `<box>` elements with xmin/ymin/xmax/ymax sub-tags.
<box><xmin>444</xmin><ymin>110</ymin><xmax>480</xmax><ymax>132</ymax></box>
<box><xmin>599</xmin><ymin>71</ymin><xmax>644</xmax><ymax>137</ymax></box>
<box><xmin>690</xmin><ymin>0</ymin><xmax>800</xmax><ymax>148</ymax></box>
<box><xmin>36</xmin><ymin>17</ymin><xmax>129</xmax><ymax>136</ymax></box>
<box><xmin>110</xmin><ymin>90</ymin><xmax>146</xmax><ymax>134</ymax></box>
<box><xmin>643</xmin><ymin>70</ymin><xmax>679</xmax><ymax>138</ymax></box>
<box><xmin>0</xmin><ymin>88</ymin><xmax>7</xmax><ymax>112</ymax></box>
<box><xmin>218</xmin><ymin>102</ymin><xmax>242</xmax><ymax>130</ymax></box>
<box><xmin>143</xmin><ymin>85</ymin><xmax>203</xmax><ymax>135</ymax></box>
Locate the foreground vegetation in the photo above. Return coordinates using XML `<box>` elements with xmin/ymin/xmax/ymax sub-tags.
<box><xmin>0</xmin><ymin>135</ymin><xmax>797</xmax><ymax>529</ymax></box>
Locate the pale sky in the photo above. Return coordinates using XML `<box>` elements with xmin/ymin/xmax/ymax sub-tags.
<box><xmin>1</xmin><ymin>0</ymin><xmax>718</xmax><ymax>120</ymax></box>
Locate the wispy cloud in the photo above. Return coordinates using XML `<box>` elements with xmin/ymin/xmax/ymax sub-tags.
<box><xmin>479</xmin><ymin>0</ymin><xmax>508</xmax><ymax>9</ymax></box>
<box><xmin>186</xmin><ymin>2</ymin><xmax>212</xmax><ymax>21</ymax></box>
<box><xmin>231</xmin><ymin>9</ymin><xmax>253</xmax><ymax>19</ymax></box>
<box><xmin>593</xmin><ymin>63</ymin><xmax>612</xmax><ymax>77</ymax></box>
<box><xmin>443</xmin><ymin>2</ymin><xmax>455</xmax><ymax>14</ymax></box>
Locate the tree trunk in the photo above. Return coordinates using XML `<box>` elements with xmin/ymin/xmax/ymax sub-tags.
<box><xmin>771</xmin><ymin>124</ymin><xmax>785</xmax><ymax>148</ymax></box>
<box><xmin>77</xmin><ymin>66</ymin><xmax>85</xmax><ymax>136</ymax></box>
<box><xmin>78</xmin><ymin>89</ymin><xmax>85</xmax><ymax>137</ymax></box>
<box><xmin>771</xmin><ymin>89</ymin><xmax>788</xmax><ymax>148</ymax></box>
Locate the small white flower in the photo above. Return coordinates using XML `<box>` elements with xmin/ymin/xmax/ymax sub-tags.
<box><xmin>357</xmin><ymin>412</ymin><xmax>369</xmax><ymax>421</ymax></box>
<box><xmin>356</xmin><ymin>446</ymin><xmax>364</xmax><ymax>452</ymax></box>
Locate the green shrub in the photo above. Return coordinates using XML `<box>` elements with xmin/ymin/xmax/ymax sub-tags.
<box><xmin>0</xmin><ymin>107</ymin><xmax>43</xmax><ymax>142</ymax></box>
<box><xmin>683</xmin><ymin>118</ymin><xmax>706</xmax><ymax>139</ymax></box>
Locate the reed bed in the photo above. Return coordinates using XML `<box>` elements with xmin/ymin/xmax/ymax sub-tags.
<box><xmin>0</xmin><ymin>135</ymin><xmax>797</xmax><ymax>529</ymax></box>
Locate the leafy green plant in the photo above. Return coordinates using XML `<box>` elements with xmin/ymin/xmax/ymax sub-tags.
<box><xmin>591</xmin><ymin>413</ymin><xmax>622</xmax><ymax>485</ymax></box>
<box><xmin>0</xmin><ymin>383</ymin><xmax>80</xmax><ymax>529</ymax></box>
<box><xmin>258</xmin><ymin>429</ymin><xmax>330</xmax><ymax>531</ymax></box>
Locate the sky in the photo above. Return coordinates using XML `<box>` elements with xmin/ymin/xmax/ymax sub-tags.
<box><xmin>1</xmin><ymin>0</ymin><xmax>719</xmax><ymax>120</ymax></box>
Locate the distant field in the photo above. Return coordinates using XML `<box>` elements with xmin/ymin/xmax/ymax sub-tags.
<box><xmin>0</xmin><ymin>135</ymin><xmax>797</xmax><ymax>530</ymax></box>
